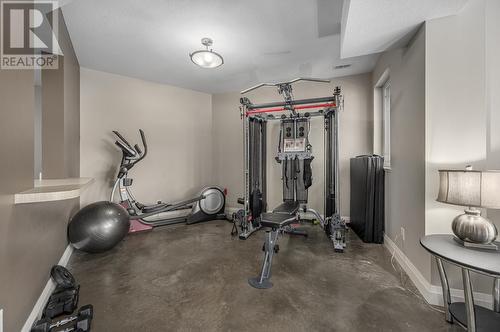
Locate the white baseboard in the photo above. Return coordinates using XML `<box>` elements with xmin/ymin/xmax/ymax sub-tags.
<box><xmin>383</xmin><ymin>234</ymin><xmax>492</xmax><ymax>309</ymax></box>
<box><xmin>21</xmin><ymin>245</ymin><xmax>74</xmax><ymax>332</ymax></box>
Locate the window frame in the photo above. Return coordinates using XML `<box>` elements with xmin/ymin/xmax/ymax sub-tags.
<box><xmin>382</xmin><ymin>80</ymin><xmax>391</xmax><ymax>169</ymax></box>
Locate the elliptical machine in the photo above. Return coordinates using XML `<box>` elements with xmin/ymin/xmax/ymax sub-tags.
<box><xmin>111</xmin><ymin>129</ymin><xmax>226</xmax><ymax>232</ymax></box>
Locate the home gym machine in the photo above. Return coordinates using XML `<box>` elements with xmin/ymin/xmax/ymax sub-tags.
<box><xmin>233</xmin><ymin>78</ymin><xmax>347</xmax><ymax>289</ymax></box>
<box><xmin>111</xmin><ymin>129</ymin><xmax>226</xmax><ymax>232</ymax></box>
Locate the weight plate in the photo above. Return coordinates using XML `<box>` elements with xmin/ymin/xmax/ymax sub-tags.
<box><xmin>50</xmin><ymin>265</ymin><xmax>76</xmax><ymax>289</ymax></box>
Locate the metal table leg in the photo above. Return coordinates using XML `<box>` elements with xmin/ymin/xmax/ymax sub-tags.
<box><xmin>494</xmin><ymin>278</ymin><xmax>500</xmax><ymax>313</ymax></box>
<box><xmin>462</xmin><ymin>268</ymin><xmax>476</xmax><ymax>332</ymax></box>
<box><xmin>436</xmin><ymin>257</ymin><xmax>453</xmax><ymax>323</ymax></box>
<box><xmin>248</xmin><ymin>230</ymin><xmax>278</xmax><ymax>289</ymax></box>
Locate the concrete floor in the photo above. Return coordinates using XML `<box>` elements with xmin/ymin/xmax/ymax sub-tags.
<box><xmin>68</xmin><ymin>220</ymin><xmax>462</xmax><ymax>331</ymax></box>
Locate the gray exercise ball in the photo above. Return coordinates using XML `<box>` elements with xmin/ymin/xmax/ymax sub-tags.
<box><xmin>68</xmin><ymin>201</ymin><xmax>130</xmax><ymax>253</ymax></box>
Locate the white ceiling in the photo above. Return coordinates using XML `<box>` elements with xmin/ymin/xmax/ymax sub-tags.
<box><xmin>61</xmin><ymin>0</ymin><xmax>379</xmax><ymax>94</ymax></box>
<box><xmin>62</xmin><ymin>0</ymin><xmax>470</xmax><ymax>93</ymax></box>
<box><xmin>341</xmin><ymin>0</ymin><xmax>469</xmax><ymax>58</ymax></box>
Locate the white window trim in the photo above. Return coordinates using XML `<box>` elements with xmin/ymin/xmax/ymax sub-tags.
<box><xmin>373</xmin><ymin>68</ymin><xmax>391</xmax><ymax>170</ymax></box>
<box><xmin>382</xmin><ymin>80</ymin><xmax>391</xmax><ymax>170</ymax></box>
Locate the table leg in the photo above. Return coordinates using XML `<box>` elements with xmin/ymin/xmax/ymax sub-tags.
<box><xmin>494</xmin><ymin>278</ymin><xmax>500</xmax><ymax>313</ymax></box>
<box><xmin>436</xmin><ymin>257</ymin><xmax>453</xmax><ymax>323</ymax></box>
<box><xmin>462</xmin><ymin>268</ymin><xmax>476</xmax><ymax>332</ymax></box>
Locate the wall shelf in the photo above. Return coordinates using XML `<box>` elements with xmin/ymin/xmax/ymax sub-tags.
<box><xmin>14</xmin><ymin>178</ymin><xmax>94</xmax><ymax>204</ymax></box>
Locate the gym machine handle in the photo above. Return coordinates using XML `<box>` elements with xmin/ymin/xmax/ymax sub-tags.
<box><xmin>137</xmin><ymin>129</ymin><xmax>148</xmax><ymax>160</ymax></box>
<box><xmin>113</xmin><ymin>130</ymin><xmax>133</xmax><ymax>149</ymax></box>
<box><xmin>134</xmin><ymin>144</ymin><xmax>142</xmax><ymax>155</ymax></box>
<box><xmin>245</xmin><ymin>96</ymin><xmax>336</xmax><ymax>110</ymax></box>
<box><xmin>115</xmin><ymin>139</ymin><xmax>136</xmax><ymax>157</ymax></box>
<box><xmin>237</xmin><ymin>197</ymin><xmax>245</xmax><ymax>205</ymax></box>
<box><xmin>240</xmin><ymin>77</ymin><xmax>330</xmax><ymax>94</ymax></box>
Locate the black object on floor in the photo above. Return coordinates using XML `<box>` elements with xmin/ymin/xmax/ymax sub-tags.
<box><xmin>350</xmin><ymin>155</ymin><xmax>385</xmax><ymax>243</ymax></box>
<box><xmin>50</xmin><ymin>265</ymin><xmax>76</xmax><ymax>289</ymax></box>
<box><xmin>32</xmin><ymin>304</ymin><xmax>93</xmax><ymax>332</ymax></box>
<box><xmin>43</xmin><ymin>265</ymin><xmax>80</xmax><ymax>319</ymax></box>
<box><xmin>43</xmin><ymin>285</ymin><xmax>80</xmax><ymax>319</ymax></box>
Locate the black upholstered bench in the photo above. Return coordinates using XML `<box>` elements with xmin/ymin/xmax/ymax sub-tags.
<box><xmin>272</xmin><ymin>200</ymin><xmax>300</xmax><ymax>215</ymax></box>
<box><xmin>260</xmin><ymin>213</ymin><xmax>297</xmax><ymax>229</ymax></box>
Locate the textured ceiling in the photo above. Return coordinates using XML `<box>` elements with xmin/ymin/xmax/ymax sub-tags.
<box><xmin>341</xmin><ymin>0</ymin><xmax>469</xmax><ymax>58</ymax></box>
<box><xmin>61</xmin><ymin>0</ymin><xmax>379</xmax><ymax>93</ymax></box>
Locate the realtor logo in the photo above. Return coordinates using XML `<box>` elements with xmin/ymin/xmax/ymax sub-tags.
<box><xmin>1</xmin><ymin>0</ymin><xmax>62</xmax><ymax>69</ymax></box>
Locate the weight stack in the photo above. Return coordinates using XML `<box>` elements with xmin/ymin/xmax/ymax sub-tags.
<box><xmin>349</xmin><ymin>155</ymin><xmax>385</xmax><ymax>243</ymax></box>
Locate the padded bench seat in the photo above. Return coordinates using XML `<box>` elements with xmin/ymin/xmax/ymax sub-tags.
<box><xmin>260</xmin><ymin>212</ymin><xmax>297</xmax><ymax>229</ymax></box>
<box><xmin>273</xmin><ymin>201</ymin><xmax>300</xmax><ymax>215</ymax></box>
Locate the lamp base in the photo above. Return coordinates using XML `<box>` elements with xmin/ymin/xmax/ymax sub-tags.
<box><xmin>453</xmin><ymin>236</ymin><xmax>499</xmax><ymax>250</ymax></box>
<box><xmin>452</xmin><ymin>209</ymin><xmax>498</xmax><ymax>245</ymax></box>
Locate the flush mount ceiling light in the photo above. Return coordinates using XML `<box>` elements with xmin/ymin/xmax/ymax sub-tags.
<box><xmin>189</xmin><ymin>38</ymin><xmax>224</xmax><ymax>69</ymax></box>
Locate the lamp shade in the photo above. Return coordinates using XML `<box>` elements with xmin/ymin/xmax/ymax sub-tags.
<box><xmin>437</xmin><ymin>170</ymin><xmax>500</xmax><ymax>209</ymax></box>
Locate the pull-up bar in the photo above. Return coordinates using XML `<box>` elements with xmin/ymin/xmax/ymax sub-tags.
<box><xmin>244</xmin><ymin>96</ymin><xmax>337</xmax><ymax>110</ymax></box>
<box><xmin>246</xmin><ymin>102</ymin><xmax>336</xmax><ymax>116</ymax></box>
<box><xmin>241</xmin><ymin>77</ymin><xmax>330</xmax><ymax>94</ymax></box>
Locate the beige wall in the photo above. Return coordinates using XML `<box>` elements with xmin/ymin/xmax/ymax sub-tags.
<box><xmin>425</xmin><ymin>0</ymin><xmax>487</xmax><ymax>237</ymax></box>
<box><xmin>0</xmin><ymin>8</ymin><xmax>80</xmax><ymax>332</ymax></box>
<box><xmin>374</xmin><ymin>0</ymin><xmax>500</xmax><ymax>297</ymax></box>
<box><xmin>486</xmin><ymin>1</ymin><xmax>500</xmax><ymax>220</ymax></box>
<box><xmin>42</xmin><ymin>58</ymin><xmax>65</xmax><ymax>177</ymax></box>
<box><xmin>370</xmin><ymin>0</ymin><xmax>500</xmax><ymax>298</ymax></box>
<box><xmin>212</xmin><ymin>74</ymin><xmax>373</xmax><ymax>216</ymax></box>
<box><xmin>41</xmin><ymin>10</ymin><xmax>80</xmax><ymax>179</ymax></box>
<box><xmin>80</xmin><ymin>68</ymin><xmax>213</xmax><ymax>206</ymax></box>
<box><xmin>42</xmin><ymin>9</ymin><xmax>80</xmax><ymax>179</ymax></box>
<box><xmin>372</xmin><ymin>26</ymin><xmax>428</xmax><ymax>280</ymax></box>
<box><xmin>62</xmin><ymin>14</ymin><xmax>81</xmax><ymax>178</ymax></box>
<box><xmin>425</xmin><ymin>0</ymin><xmax>500</xmax><ymax>294</ymax></box>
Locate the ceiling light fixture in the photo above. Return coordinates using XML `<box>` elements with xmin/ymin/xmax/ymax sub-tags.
<box><xmin>190</xmin><ymin>38</ymin><xmax>224</xmax><ymax>69</ymax></box>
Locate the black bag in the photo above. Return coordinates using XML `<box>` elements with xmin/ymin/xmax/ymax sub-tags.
<box><xmin>349</xmin><ymin>155</ymin><xmax>385</xmax><ymax>243</ymax></box>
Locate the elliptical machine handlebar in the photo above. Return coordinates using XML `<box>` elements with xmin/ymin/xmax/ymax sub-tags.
<box><xmin>133</xmin><ymin>144</ymin><xmax>142</xmax><ymax>155</ymax></box>
<box><xmin>113</xmin><ymin>129</ymin><xmax>147</xmax><ymax>162</ymax></box>
<box><xmin>113</xmin><ymin>129</ymin><xmax>148</xmax><ymax>179</ymax></box>
<box><xmin>113</xmin><ymin>130</ymin><xmax>133</xmax><ymax>149</ymax></box>
<box><xmin>136</xmin><ymin>129</ymin><xmax>147</xmax><ymax>162</ymax></box>
<box><xmin>115</xmin><ymin>139</ymin><xmax>136</xmax><ymax>158</ymax></box>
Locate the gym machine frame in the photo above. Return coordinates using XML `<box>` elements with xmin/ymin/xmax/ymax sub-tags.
<box><xmin>236</xmin><ymin>78</ymin><xmax>347</xmax><ymax>252</ymax></box>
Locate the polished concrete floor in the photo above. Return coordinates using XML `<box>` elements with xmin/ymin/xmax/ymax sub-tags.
<box><xmin>68</xmin><ymin>220</ymin><xmax>462</xmax><ymax>331</ymax></box>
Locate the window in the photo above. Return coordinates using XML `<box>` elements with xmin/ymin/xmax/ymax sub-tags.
<box><xmin>382</xmin><ymin>81</ymin><xmax>391</xmax><ymax>169</ymax></box>
<box><xmin>373</xmin><ymin>69</ymin><xmax>391</xmax><ymax>169</ymax></box>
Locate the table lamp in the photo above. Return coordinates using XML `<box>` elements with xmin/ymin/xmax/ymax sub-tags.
<box><xmin>437</xmin><ymin>168</ymin><xmax>500</xmax><ymax>249</ymax></box>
